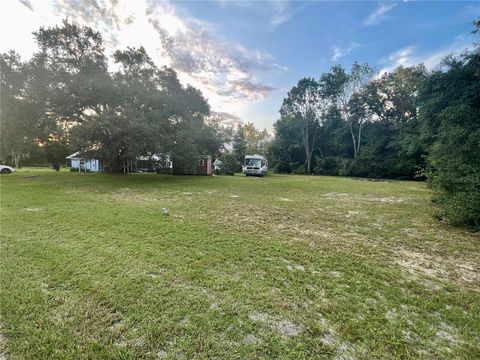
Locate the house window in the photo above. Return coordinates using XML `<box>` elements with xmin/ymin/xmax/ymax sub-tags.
<box><xmin>198</xmin><ymin>159</ymin><xmax>205</xmax><ymax>166</ymax></box>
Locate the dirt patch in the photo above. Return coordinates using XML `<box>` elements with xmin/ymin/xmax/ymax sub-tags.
<box><xmin>436</xmin><ymin>322</ymin><xmax>460</xmax><ymax>345</ymax></box>
<box><xmin>322</xmin><ymin>192</ymin><xmax>408</xmax><ymax>204</ymax></box>
<box><xmin>287</xmin><ymin>264</ymin><xmax>305</xmax><ymax>272</ymax></box>
<box><xmin>320</xmin><ymin>330</ymin><xmax>357</xmax><ymax>359</ymax></box>
<box><xmin>248</xmin><ymin>312</ymin><xmax>302</xmax><ymax>337</ymax></box>
<box><xmin>156</xmin><ymin>350</ymin><xmax>168</xmax><ymax>358</ymax></box>
<box><xmin>108</xmin><ymin>188</ymin><xmax>160</xmax><ymax>205</ymax></box>
<box><xmin>244</xmin><ymin>334</ymin><xmax>261</xmax><ymax>345</ymax></box>
<box><xmin>394</xmin><ymin>249</ymin><xmax>480</xmax><ymax>285</ymax></box>
<box><xmin>201</xmin><ymin>289</ymin><xmax>220</xmax><ymax>310</ymax></box>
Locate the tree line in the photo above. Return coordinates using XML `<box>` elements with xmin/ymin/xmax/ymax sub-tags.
<box><xmin>1</xmin><ymin>20</ymin><xmax>229</xmax><ymax>173</ymax></box>
<box><xmin>268</xmin><ymin>19</ymin><xmax>479</xmax><ymax>228</ymax></box>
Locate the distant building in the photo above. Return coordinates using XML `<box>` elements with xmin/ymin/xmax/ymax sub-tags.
<box><xmin>66</xmin><ymin>151</ymin><xmax>103</xmax><ymax>173</ymax></box>
<box><xmin>173</xmin><ymin>155</ymin><xmax>212</xmax><ymax>175</ymax></box>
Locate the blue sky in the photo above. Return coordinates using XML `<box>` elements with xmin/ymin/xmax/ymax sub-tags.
<box><xmin>1</xmin><ymin>1</ymin><xmax>478</xmax><ymax>130</ymax></box>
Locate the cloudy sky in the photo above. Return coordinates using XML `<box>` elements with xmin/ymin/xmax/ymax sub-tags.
<box><xmin>0</xmin><ymin>0</ymin><xmax>478</xmax><ymax>130</ymax></box>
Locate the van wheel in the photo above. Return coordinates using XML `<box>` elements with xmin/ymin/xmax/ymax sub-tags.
<box><xmin>1</xmin><ymin>168</ymin><xmax>11</xmax><ymax>174</ymax></box>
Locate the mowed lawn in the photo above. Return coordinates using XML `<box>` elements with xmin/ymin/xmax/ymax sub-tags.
<box><xmin>1</xmin><ymin>169</ymin><xmax>479</xmax><ymax>359</ymax></box>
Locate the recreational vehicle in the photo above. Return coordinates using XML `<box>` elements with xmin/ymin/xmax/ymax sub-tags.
<box><xmin>243</xmin><ymin>155</ymin><xmax>268</xmax><ymax>176</ymax></box>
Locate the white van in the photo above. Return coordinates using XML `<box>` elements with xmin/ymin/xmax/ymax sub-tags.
<box><xmin>243</xmin><ymin>155</ymin><xmax>268</xmax><ymax>176</ymax></box>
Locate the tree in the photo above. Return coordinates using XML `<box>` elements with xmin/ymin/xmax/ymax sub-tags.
<box><xmin>269</xmin><ymin>115</ymin><xmax>305</xmax><ymax>173</ymax></box>
<box><xmin>0</xmin><ymin>20</ymin><xmax>230</xmax><ymax>173</ymax></box>
<box><xmin>0</xmin><ymin>51</ymin><xmax>50</xmax><ymax>168</ymax></box>
<box><xmin>243</xmin><ymin>122</ymin><xmax>270</xmax><ymax>156</ymax></box>
<box><xmin>417</xmin><ymin>25</ymin><xmax>480</xmax><ymax>227</ymax></box>
<box><xmin>33</xmin><ymin>19</ymin><xmax>109</xmax><ymax>124</ymax></box>
<box><xmin>280</xmin><ymin>78</ymin><xmax>326</xmax><ymax>174</ymax></box>
<box><xmin>71</xmin><ymin>46</ymin><xmax>214</xmax><ymax>172</ymax></box>
<box><xmin>348</xmin><ymin>65</ymin><xmax>429</xmax><ymax>178</ymax></box>
<box><xmin>320</xmin><ymin>63</ymin><xmax>375</xmax><ymax>159</ymax></box>
<box><xmin>232</xmin><ymin>126</ymin><xmax>247</xmax><ymax>166</ymax></box>
<box><xmin>0</xmin><ymin>51</ymin><xmax>31</xmax><ymax>167</ymax></box>
<box><xmin>219</xmin><ymin>151</ymin><xmax>240</xmax><ymax>175</ymax></box>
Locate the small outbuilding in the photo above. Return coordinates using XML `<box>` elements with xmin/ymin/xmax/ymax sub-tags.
<box><xmin>173</xmin><ymin>156</ymin><xmax>212</xmax><ymax>175</ymax></box>
<box><xmin>66</xmin><ymin>151</ymin><xmax>103</xmax><ymax>173</ymax></box>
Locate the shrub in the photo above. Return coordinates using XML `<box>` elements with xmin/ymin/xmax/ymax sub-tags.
<box><xmin>219</xmin><ymin>152</ymin><xmax>240</xmax><ymax>175</ymax></box>
<box><xmin>314</xmin><ymin>156</ymin><xmax>342</xmax><ymax>175</ymax></box>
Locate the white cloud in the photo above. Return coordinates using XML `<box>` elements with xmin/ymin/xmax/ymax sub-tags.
<box><xmin>331</xmin><ymin>42</ymin><xmax>361</xmax><ymax>62</ymax></box>
<box><xmin>363</xmin><ymin>2</ymin><xmax>397</xmax><ymax>26</ymax></box>
<box><xmin>270</xmin><ymin>0</ymin><xmax>308</xmax><ymax>28</ymax></box>
<box><xmin>270</xmin><ymin>0</ymin><xmax>290</xmax><ymax>27</ymax></box>
<box><xmin>379</xmin><ymin>36</ymin><xmax>473</xmax><ymax>74</ymax></box>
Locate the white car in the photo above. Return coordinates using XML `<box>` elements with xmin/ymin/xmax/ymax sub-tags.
<box><xmin>0</xmin><ymin>165</ymin><xmax>15</xmax><ymax>174</ymax></box>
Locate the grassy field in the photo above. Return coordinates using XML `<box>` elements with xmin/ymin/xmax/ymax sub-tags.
<box><xmin>1</xmin><ymin>168</ymin><xmax>479</xmax><ymax>359</ymax></box>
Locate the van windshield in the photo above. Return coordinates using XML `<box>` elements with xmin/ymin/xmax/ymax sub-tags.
<box><xmin>245</xmin><ymin>158</ymin><xmax>262</xmax><ymax>167</ymax></box>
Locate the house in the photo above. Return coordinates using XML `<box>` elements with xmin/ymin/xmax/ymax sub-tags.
<box><xmin>173</xmin><ymin>155</ymin><xmax>212</xmax><ymax>175</ymax></box>
<box><xmin>66</xmin><ymin>151</ymin><xmax>103</xmax><ymax>173</ymax></box>
<box><xmin>136</xmin><ymin>154</ymin><xmax>172</xmax><ymax>173</ymax></box>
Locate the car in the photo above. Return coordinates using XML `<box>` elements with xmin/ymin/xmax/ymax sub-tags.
<box><xmin>0</xmin><ymin>165</ymin><xmax>15</xmax><ymax>174</ymax></box>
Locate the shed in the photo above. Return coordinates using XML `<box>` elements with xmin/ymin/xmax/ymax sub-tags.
<box><xmin>173</xmin><ymin>156</ymin><xmax>212</xmax><ymax>175</ymax></box>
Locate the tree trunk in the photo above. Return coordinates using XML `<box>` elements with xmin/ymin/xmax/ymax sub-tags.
<box><xmin>14</xmin><ymin>154</ymin><xmax>21</xmax><ymax>169</ymax></box>
<box><xmin>301</xmin><ymin>120</ymin><xmax>310</xmax><ymax>174</ymax></box>
<box><xmin>348</xmin><ymin>121</ymin><xmax>357</xmax><ymax>158</ymax></box>
<box><xmin>356</xmin><ymin>122</ymin><xmax>363</xmax><ymax>156</ymax></box>
<box><xmin>318</xmin><ymin>145</ymin><xmax>325</xmax><ymax>160</ymax></box>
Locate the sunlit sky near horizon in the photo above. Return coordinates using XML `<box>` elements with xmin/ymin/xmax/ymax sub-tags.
<box><xmin>1</xmin><ymin>0</ymin><xmax>478</xmax><ymax>130</ymax></box>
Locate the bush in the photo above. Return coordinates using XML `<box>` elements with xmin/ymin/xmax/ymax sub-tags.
<box><xmin>427</xmin><ymin>127</ymin><xmax>480</xmax><ymax>228</ymax></box>
<box><xmin>314</xmin><ymin>156</ymin><xmax>342</xmax><ymax>175</ymax></box>
<box><xmin>219</xmin><ymin>152</ymin><xmax>240</xmax><ymax>175</ymax></box>
<box><xmin>292</xmin><ymin>164</ymin><xmax>305</xmax><ymax>175</ymax></box>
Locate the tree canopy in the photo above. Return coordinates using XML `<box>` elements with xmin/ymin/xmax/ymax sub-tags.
<box><xmin>0</xmin><ymin>20</ymin><xmax>226</xmax><ymax>172</ymax></box>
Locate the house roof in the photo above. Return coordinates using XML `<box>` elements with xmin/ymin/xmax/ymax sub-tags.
<box><xmin>66</xmin><ymin>151</ymin><xmax>83</xmax><ymax>159</ymax></box>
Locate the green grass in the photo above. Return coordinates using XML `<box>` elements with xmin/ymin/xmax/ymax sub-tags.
<box><xmin>1</xmin><ymin>168</ymin><xmax>479</xmax><ymax>359</ymax></box>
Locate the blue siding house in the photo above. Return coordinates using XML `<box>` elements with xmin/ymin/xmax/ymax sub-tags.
<box><xmin>66</xmin><ymin>151</ymin><xmax>102</xmax><ymax>173</ymax></box>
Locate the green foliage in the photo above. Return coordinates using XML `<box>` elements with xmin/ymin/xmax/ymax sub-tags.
<box><xmin>314</xmin><ymin>156</ymin><xmax>343</xmax><ymax>175</ymax></box>
<box><xmin>1</xmin><ymin>20</ymin><xmax>225</xmax><ymax>173</ymax></box>
<box><xmin>243</xmin><ymin>122</ymin><xmax>270</xmax><ymax>156</ymax></box>
<box><xmin>232</xmin><ymin>127</ymin><xmax>247</xmax><ymax>165</ymax></box>
<box><xmin>218</xmin><ymin>151</ymin><xmax>240</xmax><ymax>175</ymax></box>
<box><xmin>44</xmin><ymin>140</ymin><xmax>70</xmax><ymax>171</ymax></box>
<box><xmin>419</xmin><ymin>46</ymin><xmax>480</xmax><ymax>227</ymax></box>
<box><xmin>0</xmin><ymin>51</ymin><xmax>44</xmax><ymax>167</ymax></box>
<box><xmin>279</xmin><ymin>78</ymin><xmax>325</xmax><ymax>174</ymax></box>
